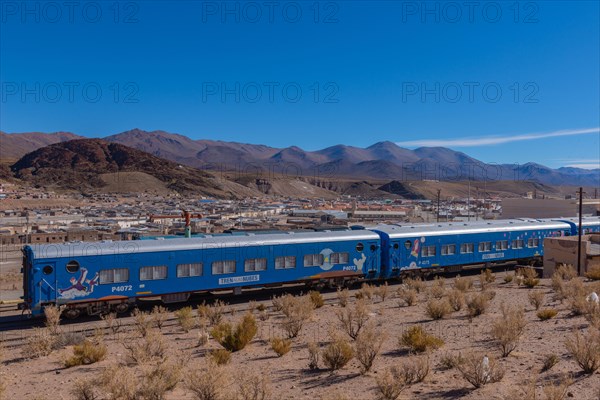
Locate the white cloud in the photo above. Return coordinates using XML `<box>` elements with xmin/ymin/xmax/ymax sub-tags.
<box><xmin>396</xmin><ymin>127</ymin><xmax>600</xmax><ymax>148</ymax></box>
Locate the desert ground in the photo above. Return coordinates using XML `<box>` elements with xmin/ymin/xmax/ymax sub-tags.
<box><xmin>1</xmin><ymin>269</ymin><xmax>600</xmax><ymax>400</ymax></box>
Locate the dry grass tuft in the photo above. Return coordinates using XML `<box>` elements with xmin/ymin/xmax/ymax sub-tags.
<box><xmin>528</xmin><ymin>291</ymin><xmax>545</xmax><ymax>310</ymax></box>
<box><xmin>279</xmin><ymin>296</ymin><xmax>313</xmax><ymax>339</ymax></box>
<box><xmin>585</xmin><ymin>265</ymin><xmax>600</xmax><ymax>281</ymax></box>
<box><xmin>490</xmin><ymin>303</ymin><xmax>526</xmax><ymax>357</ymax></box>
<box><xmin>448</xmin><ymin>289</ymin><xmax>465</xmax><ymax>311</ymax></box>
<box><xmin>397</xmin><ymin>355</ymin><xmax>430</xmax><ymax>384</ymax></box>
<box><xmin>355</xmin><ymin>324</ymin><xmax>385</xmax><ymax>374</ymax></box>
<box><xmin>543</xmin><ymin>376</ymin><xmax>573</xmax><ymax>400</ymax></box>
<box><xmin>151</xmin><ymin>305</ymin><xmax>169</xmax><ymax>330</ymax></box>
<box><xmin>100</xmin><ymin>312</ymin><xmax>122</xmax><ymax>336</ymax></box>
<box><xmin>397</xmin><ymin>288</ymin><xmax>418</xmax><ymax>307</ymax></box>
<box><xmin>270</xmin><ymin>337</ymin><xmax>292</xmax><ymax>357</ymax></box>
<box><xmin>307</xmin><ymin>342</ymin><xmax>320</xmax><ymax>370</ymax></box>
<box><xmin>541</xmin><ymin>353</ymin><xmax>559</xmax><ymax>372</ymax></box>
<box><xmin>210</xmin><ymin>349</ymin><xmax>232</xmax><ymax>365</ymax></box>
<box><xmin>137</xmin><ymin>361</ymin><xmax>182</xmax><ymax>400</ymax></box>
<box><xmin>43</xmin><ymin>305</ymin><xmax>61</xmax><ymax>335</ymax></box>
<box><xmin>453</xmin><ymin>275</ymin><xmax>474</xmax><ymax>292</ymax></box>
<box><xmin>428</xmin><ymin>283</ymin><xmax>446</xmax><ymax>300</ymax></box>
<box><xmin>425</xmin><ymin>298</ymin><xmax>452</xmax><ymax>320</ymax></box>
<box><xmin>185</xmin><ymin>361</ymin><xmax>229</xmax><ymax>399</ymax></box>
<box><xmin>456</xmin><ymin>352</ymin><xmax>504</xmax><ymax>388</ymax></box>
<box><xmin>466</xmin><ymin>292</ymin><xmax>490</xmax><ymax>318</ymax></box>
<box><xmin>322</xmin><ymin>334</ymin><xmax>354</xmax><ymax>371</ymax></box>
<box><xmin>309</xmin><ymin>291</ymin><xmax>325</xmax><ymax>308</ymax></box>
<box><xmin>206</xmin><ymin>300</ymin><xmax>227</xmax><ymax>325</ymax></box>
<box><xmin>236</xmin><ymin>372</ymin><xmax>271</xmax><ymax>400</ymax></box>
<box><xmin>481</xmin><ymin>269</ymin><xmax>495</xmax><ymax>283</ymax></box>
<box><xmin>100</xmin><ymin>364</ymin><xmax>137</xmax><ymax>400</ymax></box>
<box><xmin>399</xmin><ymin>325</ymin><xmax>444</xmax><ymax>353</ymax></box>
<box><xmin>504</xmin><ymin>274</ymin><xmax>514</xmax><ymax>284</ymax></box>
<box><xmin>70</xmin><ymin>377</ymin><xmax>99</xmax><ymax>400</ymax></box>
<box><xmin>132</xmin><ymin>309</ymin><xmax>153</xmax><ymax>338</ymax></box>
<box><xmin>565</xmin><ymin>329</ymin><xmax>600</xmax><ymax>373</ymax></box>
<box><xmin>63</xmin><ymin>339</ymin><xmax>107</xmax><ymax>368</ymax></box>
<box><xmin>336</xmin><ymin>298</ymin><xmax>369</xmax><ymax>340</ymax></box>
<box><xmin>23</xmin><ymin>328</ymin><xmax>55</xmax><ymax>358</ymax></box>
<box><xmin>175</xmin><ymin>306</ymin><xmax>195</xmax><ymax>333</ymax></box>
<box><xmin>122</xmin><ymin>330</ymin><xmax>167</xmax><ymax>365</ymax></box>
<box><xmin>358</xmin><ymin>283</ymin><xmax>375</xmax><ymax>301</ymax></box>
<box><xmin>404</xmin><ymin>276</ymin><xmax>426</xmax><ymax>293</ymax></box>
<box><xmin>519</xmin><ymin>268</ymin><xmax>540</xmax><ymax>288</ymax></box>
<box><xmin>375</xmin><ymin>367</ymin><xmax>406</xmax><ymax>400</ymax></box>
<box><xmin>438</xmin><ymin>352</ymin><xmax>464</xmax><ymax>370</ymax></box>
<box><xmin>337</xmin><ymin>288</ymin><xmax>350</xmax><ymax>307</ymax></box>
<box><xmin>537</xmin><ymin>308</ymin><xmax>559</xmax><ymax>321</ymax></box>
<box><xmin>211</xmin><ymin>312</ymin><xmax>257</xmax><ymax>352</ymax></box>
<box><xmin>375</xmin><ymin>282</ymin><xmax>390</xmax><ymax>302</ymax></box>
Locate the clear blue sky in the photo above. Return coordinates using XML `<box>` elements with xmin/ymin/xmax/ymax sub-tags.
<box><xmin>1</xmin><ymin>1</ymin><xmax>599</xmax><ymax>169</ymax></box>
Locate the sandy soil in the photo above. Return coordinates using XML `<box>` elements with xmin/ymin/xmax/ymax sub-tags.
<box><xmin>1</xmin><ymin>271</ymin><xmax>600</xmax><ymax>400</ymax></box>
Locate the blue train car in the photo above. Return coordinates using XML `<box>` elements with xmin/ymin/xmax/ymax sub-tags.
<box><xmin>372</xmin><ymin>219</ymin><xmax>573</xmax><ymax>279</ymax></box>
<box><xmin>20</xmin><ymin>229</ymin><xmax>380</xmax><ymax>317</ymax></box>
<box><xmin>553</xmin><ymin>217</ymin><xmax>600</xmax><ymax>235</ymax></box>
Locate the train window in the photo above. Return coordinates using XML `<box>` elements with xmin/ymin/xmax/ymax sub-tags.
<box><xmin>99</xmin><ymin>268</ymin><xmax>129</xmax><ymax>284</ymax></box>
<box><xmin>496</xmin><ymin>240</ymin><xmax>508</xmax><ymax>250</ymax></box>
<box><xmin>370</xmin><ymin>244</ymin><xmax>377</xmax><ymax>252</ymax></box>
<box><xmin>527</xmin><ymin>238</ymin><xmax>540</xmax><ymax>248</ymax></box>
<box><xmin>478</xmin><ymin>242</ymin><xmax>492</xmax><ymax>252</ymax></box>
<box><xmin>512</xmin><ymin>239</ymin><xmax>524</xmax><ymax>249</ymax></box>
<box><xmin>245</xmin><ymin>258</ymin><xmax>267</xmax><ymax>272</ymax></box>
<box><xmin>275</xmin><ymin>256</ymin><xmax>296</xmax><ymax>269</ymax></box>
<box><xmin>421</xmin><ymin>245</ymin><xmax>436</xmax><ymax>257</ymax></box>
<box><xmin>393</xmin><ymin>243</ymin><xmax>399</xmax><ymax>250</ymax></box>
<box><xmin>460</xmin><ymin>243</ymin><xmax>474</xmax><ymax>254</ymax></box>
<box><xmin>43</xmin><ymin>265</ymin><xmax>53</xmax><ymax>275</ymax></box>
<box><xmin>330</xmin><ymin>252</ymin><xmax>349</xmax><ymax>264</ymax></box>
<box><xmin>356</xmin><ymin>243</ymin><xmax>364</xmax><ymax>252</ymax></box>
<box><xmin>66</xmin><ymin>260</ymin><xmax>80</xmax><ymax>273</ymax></box>
<box><xmin>177</xmin><ymin>263</ymin><xmax>203</xmax><ymax>278</ymax></box>
<box><xmin>441</xmin><ymin>244</ymin><xmax>456</xmax><ymax>255</ymax></box>
<box><xmin>212</xmin><ymin>260</ymin><xmax>236</xmax><ymax>275</ymax></box>
<box><xmin>404</xmin><ymin>240</ymin><xmax>412</xmax><ymax>250</ymax></box>
<box><xmin>304</xmin><ymin>254</ymin><xmax>324</xmax><ymax>267</ymax></box>
<box><xmin>140</xmin><ymin>266</ymin><xmax>168</xmax><ymax>281</ymax></box>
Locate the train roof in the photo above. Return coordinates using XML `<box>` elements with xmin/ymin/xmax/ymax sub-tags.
<box><xmin>554</xmin><ymin>217</ymin><xmax>600</xmax><ymax>227</ymax></box>
<box><xmin>371</xmin><ymin>219</ymin><xmax>573</xmax><ymax>239</ymax></box>
<box><xmin>26</xmin><ymin>229</ymin><xmax>380</xmax><ymax>259</ymax></box>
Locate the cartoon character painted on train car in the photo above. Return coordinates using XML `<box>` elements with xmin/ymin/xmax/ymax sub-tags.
<box><xmin>320</xmin><ymin>248</ymin><xmax>367</xmax><ymax>273</ymax></box>
<box><xmin>58</xmin><ymin>267</ymin><xmax>100</xmax><ymax>299</ymax></box>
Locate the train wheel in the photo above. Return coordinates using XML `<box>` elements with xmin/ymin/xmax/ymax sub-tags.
<box><xmin>63</xmin><ymin>308</ymin><xmax>81</xmax><ymax>320</ymax></box>
<box><xmin>114</xmin><ymin>303</ymin><xmax>129</xmax><ymax>314</ymax></box>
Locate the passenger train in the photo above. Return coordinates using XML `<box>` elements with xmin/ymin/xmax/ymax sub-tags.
<box><xmin>18</xmin><ymin>217</ymin><xmax>600</xmax><ymax>318</ymax></box>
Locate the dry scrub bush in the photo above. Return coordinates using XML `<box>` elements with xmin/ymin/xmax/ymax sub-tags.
<box><xmin>101</xmin><ymin>364</ymin><xmax>137</xmax><ymax>400</ymax></box>
<box><xmin>185</xmin><ymin>362</ymin><xmax>229</xmax><ymax>400</ymax></box>
<box><xmin>175</xmin><ymin>306</ymin><xmax>195</xmax><ymax>332</ymax></box>
<box><xmin>270</xmin><ymin>337</ymin><xmax>291</xmax><ymax>357</ymax></box>
<box><xmin>375</xmin><ymin>282</ymin><xmax>390</xmax><ymax>302</ymax></box>
<box><xmin>101</xmin><ymin>312</ymin><xmax>122</xmax><ymax>336</ymax></box>
<box><xmin>396</xmin><ymin>355</ymin><xmax>430</xmax><ymax>384</ymax></box>
<box><xmin>584</xmin><ymin>302</ymin><xmax>600</xmax><ymax>329</ymax></box>
<box><xmin>504</xmin><ymin>274</ymin><xmax>514</xmax><ymax>284</ymax></box>
<box><xmin>397</xmin><ymin>288</ymin><xmax>418</xmax><ymax>307</ymax></box>
<box><xmin>23</xmin><ymin>328</ymin><xmax>54</xmax><ymax>358</ymax></box>
<box><xmin>457</xmin><ymin>353</ymin><xmax>504</xmax><ymax>388</ymax></box>
<box><xmin>207</xmin><ymin>300</ymin><xmax>227</xmax><ymax>325</ymax></box>
<box><xmin>210</xmin><ymin>349</ymin><xmax>232</xmax><ymax>365</ymax></box>
<box><xmin>70</xmin><ymin>378</ymin><xmax>99</xmax><ymax>400</ymax></box>
<box><xmin>309</xmin><ymin>291</ymin><xmax>325</xmax><ymax>308</ymax></box>
<box><xmin>44</xmin><ymin>305</ymin><xmax>61</xmax><ymax>335</ymax></box>
<box><xmin>355</xmin><ymin>324</ymin><xmax>385</xmax><ymax>374</ymax></box>
<box><xmin>425</xmin><ymin>298</ymin><xmax>452</xmax><ymax>320</ymax></box>
<box><xmin>122</xmin><ymin>330</ymin><xmax>167</xmax><ymax>365</ymax></box>
<box><xmin>438</xmin><ymin>352</ymin><xmax>464</xmax><ymax>370</ymax></box>
<box><xmin>399</xmin><ymin>325</ymin><xmax>443</xmax><ymax>353</ymax></box>
<box><xmin>537</xmin><ymin>309</ymin><xmax>558</xmax><ymax>321</ymax></box>
<box><xmin>280</xmin><ymin>296</ymin><xmax>313</xmax><ymax>339</ymax></box>
<box><xmin>64</xmin><ymin>339</ymin><xmax>107</xmax><ymax>368</ymax></box>
<box><xmin>404</xmin><ymin>276</ymin><xmax>426</xmax><ymax>293</ymax></box>
<box><xmin>428</xmin><ymin>283</ymin><xmax>446</xmax><ymax>299</ymax></box>
<box><xmin>555</xmin><ymin>264</ymin><xmax>577</xmax><ymax>281</ymax></box>
<box><xmin>132</xmin><ymin>309</ymin><xmax>152</xmax><ymax>338</ymax></box>
<box><xmin>543</xmin><ymin>376</ymin><xmax>573</xmax><ymax>400</ymax></box>
<box><xmin>236</xmin><ymin>372</ymin><xmax>271</xmax><ymax>400</ymax></box>
<box><xmin>212</xmin><ymin>312</ymin><xmax>257</xmax><ymax>352</ymax></box>
<box><xmin>565</xmin><ymin>329</ymin><xmax>600</xmax><ymax>373</ymax></box>
<box><xmin>566</xmin><ymin>279</ymin><xmax>588</xmax><ymax>315</ymax></box>
<box><xmin>307</xmin><ymin>342</ymin><xmax>320</xmax><ymax>370</ymax></box>
<box><xmin>375</xmin><ymin>367</ymin><xmax>406</xmax><ymax>400</ymax></box>
<box><xmin>336</xmin><ymin>298</ymin><xmax>369</xmax><ymax>340</ymax></box>
<box><xmin>519</xmin><ymin>268</ymin><xmax>540</xmax><ymax>288</ymax></box>
<box><xmin>585</xmin><ymin>265</ymin><xmax>600</xmax><ymax>281</ymax></box>
<box><xmin>482</xmin><ymin>269</ymin><xmax>495</xmax><ymax>283</ymax></box>
<box><xmin>541</xmin><ymin>354</ymin><xmax>559</xmax><ymax>372</ymax></box>
<box><xmin>337</xmin><ymin>288</ymin><xmax>349</xmax><ymax>307</ymax></box>
<box><xmin>491</xmin><ymin>304</ymin><xmax>526</xmax><ymax>357</ymax></box>
<box><xmin>528</xmin><ymin>291</ymin><xmax>545</xmax><ymax>310</ymax></box>
<box><xmin>448</xmin><ymin>289</ymin><xmax>465</xmax><ymax>311</ymax></box>
<box><xmin>198</xmin><ymin>330</ymin><xmax>210</xmax><ymax>347</ymax></box>
<box><xmin>322</xmin><ymin>335</ymin><xmax>354</xmax><ymax>371</ymax></box>
<box><xmin>454</xmin><ymin>275</ymin><xmax>474</xmax><ymax>292</ymax></box>
<box><xmin>358</xmin><ymin>283</ymin><xmax>375</xmax><ymax>300</ymax></box>
<box><xmin>137</xmin><ymin>362</ymin><xmax>182</xmax><ymax>400</ymax></box>
<box><xmin>466</xmin><ymin>293</ymin><xmax>489</xmax><ymax>318</ymax></box>
<box><xmin>151</xmin><ymin>305</ymin><xmax>169</xmax><ymax>330</ymax></box>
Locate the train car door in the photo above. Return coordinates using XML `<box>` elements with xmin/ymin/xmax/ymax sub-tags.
<box><xmin>35</xmin><ymin>261</ymin><xmax>58</xmax><ymax>304</ymax></box>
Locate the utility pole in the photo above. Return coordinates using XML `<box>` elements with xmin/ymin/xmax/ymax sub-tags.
<box><xmin>577</xmin><ymin>187</ymin><xmax>584</xmax><ymax>276</ymax></box>
<box><xmin>436</xmin><ymin>189</ymin><xmax>441</xmax><ymax>223</ymax></box>
<box><xmin>467</xmin><ymin>179</ymin><xmax>471</xmax><ymax>222</ymax></box>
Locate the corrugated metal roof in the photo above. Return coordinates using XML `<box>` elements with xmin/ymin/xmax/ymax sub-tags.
<box><xmin>28</xmin><ymin>229</ymin><xmax>380</xmax><ymax>259</ymax></box>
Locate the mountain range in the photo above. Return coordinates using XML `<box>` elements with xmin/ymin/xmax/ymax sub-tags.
<box><xmin>1</xmin><ymin>129</ymin><xmax>598</xmax><ymax>191</ymax></box>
